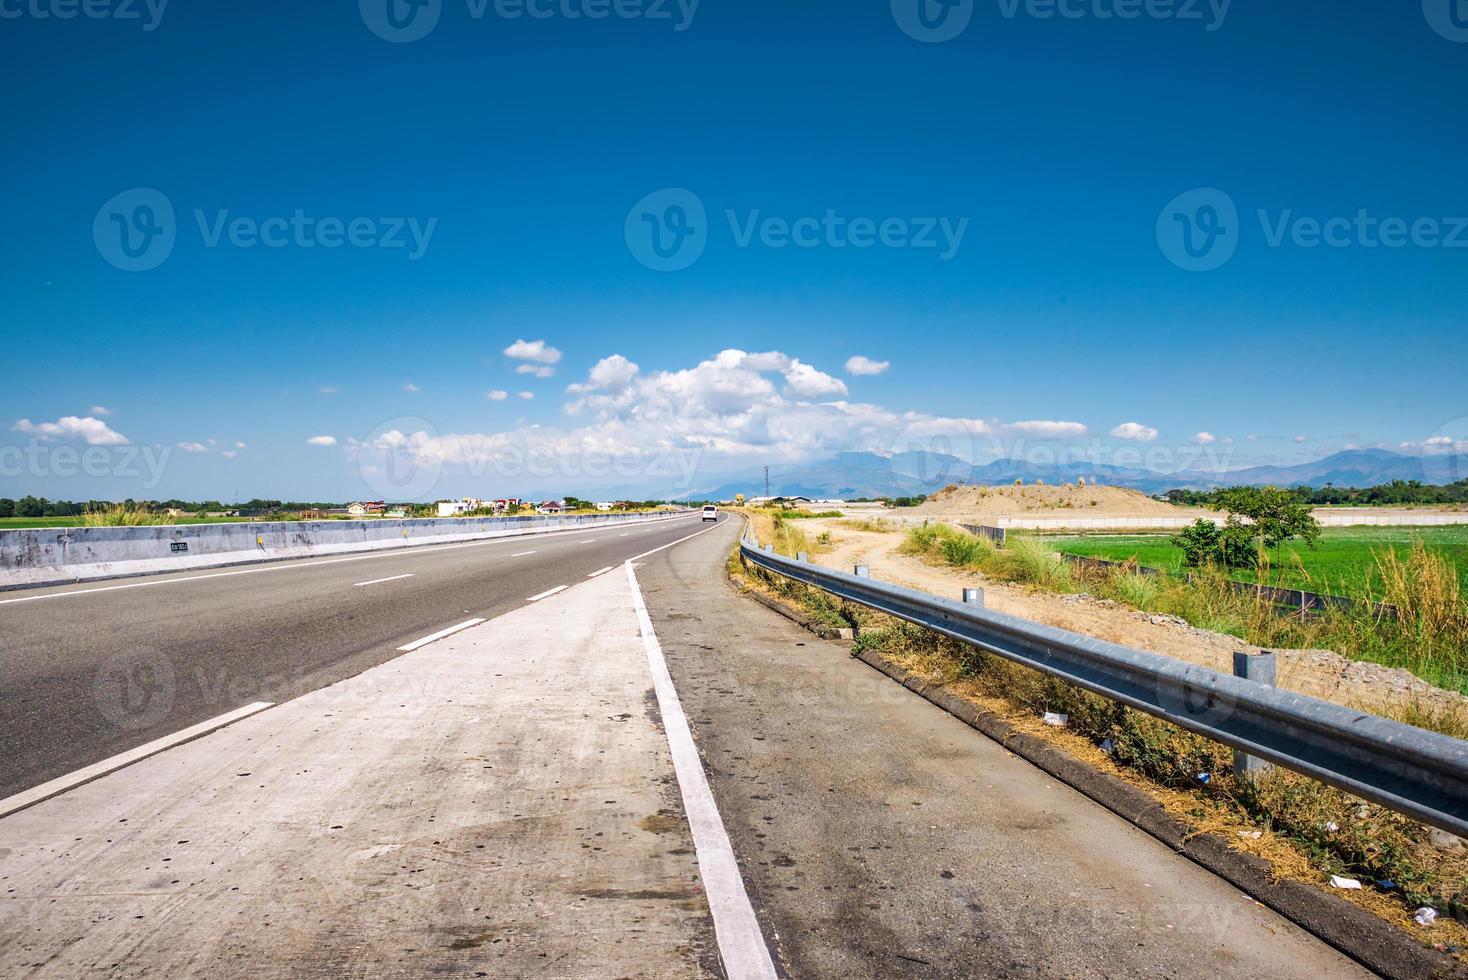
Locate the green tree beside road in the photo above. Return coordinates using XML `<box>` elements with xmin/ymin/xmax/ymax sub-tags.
<box><xmin>1173</xmin><ymin>486</ymin><xmax>1321</xmax><ymax>570</ymax></box>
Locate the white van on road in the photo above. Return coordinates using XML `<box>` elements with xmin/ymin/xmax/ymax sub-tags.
<box><xmin>702</xmin><ymin>505</ymin><xmax>718</xmax><ymax>522</ymax></box>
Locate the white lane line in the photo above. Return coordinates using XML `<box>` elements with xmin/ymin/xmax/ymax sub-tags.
<box><xmin>396</xmin><ymin>618</ymin><xmax>485</xmax><ymax>652</ymax></box>
<box><xmin>580</xmin><ymin>539</ymin><xmax>597</xmax><ymax>544</ymax></box>
<box><xmin>626</xmin><ymin>518</ymin><xmax>725</xmax><ymax>563</ymax></box>
<box><xmin>0</xmin><ymin>701</ymin><xmax>275</xmax><ymax>820</ymax></box>
<box><xmin>527</xmin><ymin>585</ymin><xmax>568</xmax><ymax>602</ymax></box>
<box><xmin>354</xmin><ymin>573</ymin><xmax>415</xmax><ymax>587</ymax></box>
<box><xmin>626</xmin><ymin>560</ymin><xmax>778</xmax><ymax>980</ymax></box>
<box><xmin>510</xmin><ymin>551</ymin><xmax>536</xmax><ymax>557</ymax></box>
<box><xmin>619</xmin><ymin>533</ymin><xmax>630</xmax><ymax>537</ymax></box>
<box><xmin>587</xmin><ymin>566</ymin><xmax>614</xmax><ymax>578</ymax></box>
<box><xmin>0</xmin><ymin>514</ymin><xmax>701</xmax><ymax>606</ymax></box>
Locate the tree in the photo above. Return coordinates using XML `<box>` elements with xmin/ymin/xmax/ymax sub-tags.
<box><xmin>0</xmin><ymin>498</ymin><xmax>13</xmax><ymax>518</ymax></box>
<box><xmin>16</xmin><ymin>496</ymin><xmax>46</xmax><ymax>518</ymax></box>
<box><xmin>1172</xmin><ymin>485</ymin><xmax>1320</xmax><ymax>570</ymax></box>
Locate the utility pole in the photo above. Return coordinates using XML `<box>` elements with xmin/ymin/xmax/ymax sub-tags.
<box><xmin>764</xmin><ymin>465</ymin><xmax>770</xmax><ymax>498</ymax></box>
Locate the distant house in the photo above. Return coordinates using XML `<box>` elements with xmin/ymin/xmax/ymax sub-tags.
<box><xmin>493</xmin><ymin>498</ymin><xmax>522</xmax><ymax>513</ymax></box>
<box><xmin>594</xmin><ymin>501</ymin><xmax>615</xmax><ymax>511</ymax></box>
<box><xmin>348</xmin><ymin>501</ymin><xmax>385</xmax><ymax>517</ymax></box>
<box><xmin>384</xmin><ymin>507</ymin><xmax>408</xmax><ymax>519</ymax></box>
<box><xmin>536</xmin><ymin>500</ymin><xmax>564</xmax><ymax>515</ymax></box>
<box><xmin>438</xmin><ymin>498</ymin><xmax>489</xmax><ymax>517</ymax></box>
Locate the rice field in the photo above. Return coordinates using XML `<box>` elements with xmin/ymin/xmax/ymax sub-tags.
<box><xmin>1048</xmin><ymin>525</ymin><xmax>1468</xmax><ymax>599</ymax></box>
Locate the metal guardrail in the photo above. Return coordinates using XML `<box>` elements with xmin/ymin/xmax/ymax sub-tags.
<box><xmin>739</xmin><ymin>537</ymin><xmax>1468</xmax><ymax>837</ymax></box>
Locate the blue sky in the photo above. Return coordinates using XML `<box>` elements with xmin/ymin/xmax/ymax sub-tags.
<box><xmin>2</xmin><ymin>1</ymin><xmax>1465</xmax><ymax>501</ymax></box>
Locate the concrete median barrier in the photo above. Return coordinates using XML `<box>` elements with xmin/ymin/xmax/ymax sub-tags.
<box><xmin>0</xmin><ymin>511</ymin><xmax>691</xmax><ymax>591</ymax></box>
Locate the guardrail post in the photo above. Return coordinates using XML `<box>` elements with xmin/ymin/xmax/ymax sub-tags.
<box><xmin>963</xmin><ymin>587</ymin><xmax>985</xmax><ymax>607</ymax></box>
<box><xmin>796</xmin><ymin>552</ymin><xmax>808</xmax><ymax>562</ymax></box>
<box><xmin>1232</xmin><ymin>651</ymin><xmax>1277</xmax><ymax>779</ymax></box>
<box><xmin>763</xmin><ymin>544</ymin><xmax>773</xmax><ymax>553</ymax></box>
<box><xmin>854</xmin><ymin>564</ymin><xmax>870</xmax><ymax>578</ymax></box>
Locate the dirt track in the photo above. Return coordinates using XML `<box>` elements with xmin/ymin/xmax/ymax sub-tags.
<box><xmin>802</xmin><ymin>518</ymin><xmax>1468</xmax><ymax>721</ymax></box>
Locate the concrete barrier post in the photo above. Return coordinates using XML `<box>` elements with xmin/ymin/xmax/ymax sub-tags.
<box><xmin>854</xmin><ymin>565</ymin><xmax>870</xmax><ymax>578</ymax></box>
<box><xmin>1233</xmin><ymin>651</ymin><xmax>1277</xmax><ymax>779</ymax></box>
<box><xmin>962</xmin><ymin>587</ymin><xmax>985</xmax><ymax>607</ymax></box>
<box><xmin>796</xmin><ymin>552</ymin><xmax>808</xmax><ymax>562</ymax></box>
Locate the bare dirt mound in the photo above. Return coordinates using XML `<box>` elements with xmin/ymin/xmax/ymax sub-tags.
<box><xmin>912</xmin><ymin>483</ymin><xmax>1184</xmax><ymax>518</ymax></box>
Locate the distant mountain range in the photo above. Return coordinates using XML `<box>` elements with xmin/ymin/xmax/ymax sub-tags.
<box><xmin>690</xmin><ymin>448</ymin><xmax>1468</xmax><ymax>500</ymax></box>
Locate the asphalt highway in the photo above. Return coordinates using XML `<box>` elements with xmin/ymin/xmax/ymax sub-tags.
<box><xmin>0</xmin><ymin>512</ymin><xmax>720</xmax><ymax>799</ymax></box>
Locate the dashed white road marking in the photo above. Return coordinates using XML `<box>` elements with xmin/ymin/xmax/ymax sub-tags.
<box><xmin>354</xmin><ymin>573</ymin><xmax>415</xmax><ymax>587</ymax></box>
<box><xmin>510</xmin><ymin>551</ymin><xmax>536</xmax><ymax>557</ymax></box>
<box><xmin>396</xmin><ymin>618</ymin><xmax>486</xmax><ymax>652</ymax></box>
<box><xmin>626</xmin><ymin>554</ymin><xmax>778</xmax><ymax>980</ymax></box>
<box><xmin>587</xmin><ymin>566</ymin><xmax>614</xmax><ymax>578</ymax></box>
<box><xmin>527</xmin><ymin>585</ymin><xmax>568</xmax><ymax>602</ymax></box>
<box><xmin>0</xmin><ymin>702</ymin><xmax>276</xmax><ymax>820</ymax></box>
<box><xmin>580</xmin><ymin>539</ymin><xmax>597</xmax><ymax>544</ymax></box>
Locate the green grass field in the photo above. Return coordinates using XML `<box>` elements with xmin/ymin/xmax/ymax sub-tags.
<box><xmin>1048</xmin><ymin>525</ymin><xmax>1468</xmax><ymax>599</ymax></box>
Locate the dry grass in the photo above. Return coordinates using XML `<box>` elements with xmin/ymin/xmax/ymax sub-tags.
<box><xmin>904</xmin><ymin>522</ymin><xmax>1468</xmax><ymax>694</ymax></box>
<box><xmin>80</xmin><ymin>503</ymin><xmax>178</xmax><ymax>527</ymax></box>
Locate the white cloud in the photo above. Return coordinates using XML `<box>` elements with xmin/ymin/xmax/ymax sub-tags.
<box><xmin>307</xmin><ymin>435</ymin><xmax>337</xmax><ymax>447</ymax></box>
<box><xmin>89</xmin><ymin>405</ymin><xmax>113</xmax><ymax>416</ymax></box>
<box><xmin>504</xmin><ymin>338</ymin><xmax>562</xmax><ymax>365</ymax></box>
<box><xmin>403</xmin><ymin>382</ymin><xmax>421</xmax><ymax>393</ymax></box>
<box><xmin>1246</xmin><ymin>434</ymin><xmax>1260</xmax><ymax>442</ymax></box>
<box><xmin>1294</xmin><ymin>434</ymin><xmax>1310</xmax><ymax>443</ymax></box>
<box><xmin>1192</xmin><ymin>431</ymin><xmax>1216</xmax><ymax>445</ymax></box>
<box><xmin>568</xmin><ymin>354</ymin><xmax>640</xmax><ymax>395</ymax></box>
<box><xmin>320</xmin><ymin>386</ymin><xmax>339</xmax><ymax>395</ymax></box>
<box><xmin>12</xmin><ymin>415</ymin><xmax>128</xmax><ymax>446</ymax></box>
<box><xmin>844</xmin><ymin>355</ymin><xmax>890</xmax><ymax>376</ymax></box>
<box><xmin>487</xmin><ymin>389</ymin><xmax>509</xmax><ymax>401</ymax></box>
<box><xmin>517</xmin><ymin>391</ymin><xmax>535</xmax><ymax>400</ymax></box>
<box><xmin>1110</xmin><ymin>422</ymin><xmax>1159</xmax><ymax>442</ymax></box>
<box><xmin>1005</xmin><ymin>420</ymin><xmax>1087</xmax><ymax>438</ymax></box>
<box><xmin>782</xmin><ymin>359</ymin><xmax>848</xmax><ymax>399</ymax></box>
<box><xmin>352</xmin><ymin>348</ymin><xmax>1099</xmax><ymax>492</ymax></box>
<box><xmin>516</xmin><ymin>364</ymin><xmax>556</xmax><ymax>378</ymax></box>
<box><xmin>177</xmin><ymin>442</ymin><xmax>210</xmax><ymax>453</ymax></box>
<box><xmin>235</xmin><ymin>441</ymin><xmax>247</xmax><ymax>449</ymax></box>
